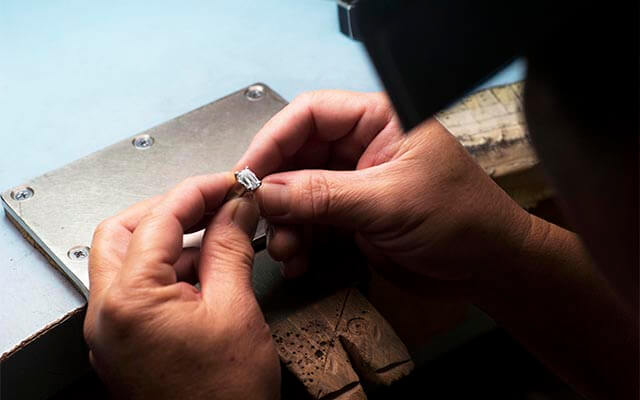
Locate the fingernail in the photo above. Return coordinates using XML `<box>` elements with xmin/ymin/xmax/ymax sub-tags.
<box><xmin>231</xmin><ymin>197</ymin><xmax>260</xmax><ymax>238</ymax></box>
<box><xmin>258</xmin><ymin>182</ymin><xmax>289</xmax><ymax>217</ymax></box>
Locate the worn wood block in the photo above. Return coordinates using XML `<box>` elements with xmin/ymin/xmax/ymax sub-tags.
<box><xmin>271</xmin><ymin>288</ymin><xmax>413</xmax><ymax>399</ymax></box>
<box><xmin>272</xmin><ymin>300</ymin><xmax>360</xmax><ymax>398</ymax></box>
<box><xmin>336</xmin><ymin>289</ymin><xmax>414</xmax><ymax>386</ymax></box>
<box><xmin>437</xmin><ymin>81</ymin><xmax>553</xmax><ymax>208</ymax></box>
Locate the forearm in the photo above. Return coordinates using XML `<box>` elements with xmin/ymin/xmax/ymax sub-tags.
<box><xmin>473</xmin><ymin>215</ymin><xmax>638</xmax><ymax>399</ymax></box>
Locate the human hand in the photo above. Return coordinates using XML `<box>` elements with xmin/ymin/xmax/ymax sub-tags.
<box><xmin>236</xmin><ymin>90</ymin><xmax>532</xmax><ymax>290</ymax></box>
<box><xmin>83</xmin><ymin>174</ymin><xmax>280</xmax><ymax>400</ymax></box>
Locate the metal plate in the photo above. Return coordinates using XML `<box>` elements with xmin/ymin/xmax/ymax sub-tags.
<box><xmin>1</xmin><ymin>83</ymin><xmax>286</xmax><ymax>297</ymax></box>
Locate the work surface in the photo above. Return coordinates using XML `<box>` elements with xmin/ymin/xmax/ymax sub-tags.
<box><xmin>0</xmin><ymin>0</ymin><xmax>522</xmax><ymax>397</ymax></box>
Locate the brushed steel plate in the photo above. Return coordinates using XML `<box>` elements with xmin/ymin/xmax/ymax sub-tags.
<box><xmin>1</xmin><ymin>83</ymin><xmax>286</xmax><ymax>297</ymax></box>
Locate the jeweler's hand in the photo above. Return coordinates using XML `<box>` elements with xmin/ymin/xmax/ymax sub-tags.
<box><xmin>83</xmin><ymin>174</ymin><xmax>280</xmax><ymax>400</ymax></box>
<box><xmin>239</xmin><ymin>91</ymin><xmax>639</xmax><ymax>400</ymax></box>
<box><xmin>236</xmin><ymin>90</ymin><xmax>532</xmax><ymax>288</ymax></box>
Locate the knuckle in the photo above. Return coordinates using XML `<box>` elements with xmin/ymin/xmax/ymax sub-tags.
<box><xmin>373</xmin><ymin>97</ymin><xmax>396</xmax><ymax>125</ymax></box>
<box><xmin>207</xmin><ymin>231</ymin><xmax>254</xmax><ymax>267</ymax></box>
<box><xmin>82</xmin><ymin>317</ymin><xmax>96</xmax><ymax>347</ymax></box>
<box><xmin>169</xmin><ymin>177</ymin><xmax>201</xmax><ymax>204</ymax></box>
<box><xmin>142</xmin><ymin>210</ymin><xmax>164</xmax><ymax>226</ymax></box>
<box><xmin>99</xmin><ymin>289</ymin><xmax>135</xmax><ymax>328</ymax></box>
<box><xmin>299</xmin><ymin>173</ymin><xmax>332</xmax><ymax>219</ymax></box>
<box><xmin>141</xmin><ymin>211</ymin><xmax>180</xmax><ymax>235</ymax></box>
<box><xmin>180</xmin><ymin>176</ymin><xmax>200</xmax><ymax>189</ymax></box>
<box><xmin>293</xmin><ymin>91</ymin><xmax>315</xmax><ymax>106</ymax></box>
<box><xmin>267</xmin><ymin>232</ymin><xmax>299</xmax><ymax>262</ymax></box>
<box><xmin>93</xmin><ymin>218</ymin><xmax>118</xmax><ymax>240</ymax></box>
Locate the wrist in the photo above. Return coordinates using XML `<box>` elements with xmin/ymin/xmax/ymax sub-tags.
<box><xmin>470</xmin><ymin>213</ymin><xmax>576</xmax><ymax>307</ymax></box>
<box><xmin>468</xmin><ymin>211</ymin><xmax>537</xmax><ymax>303</ymax></box>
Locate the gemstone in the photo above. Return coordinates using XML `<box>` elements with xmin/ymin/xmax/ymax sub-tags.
<box><xmin>235</xmin><ymin>167</ymin><xmax>261</xmax><ymax>191</ymax></box>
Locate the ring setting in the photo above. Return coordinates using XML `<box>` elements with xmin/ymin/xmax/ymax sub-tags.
<box><xmin>226</xmin><ymin>167</ymin><xmax>261</xmax><ymax>200</ymax></box>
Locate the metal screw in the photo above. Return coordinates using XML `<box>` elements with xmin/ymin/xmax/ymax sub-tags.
<box><xmin>68</xmin><ymin>246</ymin><xmax>90</xmax><ymax>261</ymax></box>
<box><xmin>245</xmin><ymin>85</ymin><xmax>265</xmax><ymax>101</ymax></box>
<box><xmin>132</xmin><ymin>134</ymin><xmax>154</xmax><ymax>149</ymax></box>
<box><xmin>12</xmin><ymin>187</ymin><xmax>34</xmax><ymax>201</ymax></box>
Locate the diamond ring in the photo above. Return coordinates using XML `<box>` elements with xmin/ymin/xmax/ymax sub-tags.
<box><xmin>225</xmin><ymin>167</ymin><xmax>262</xmax><ymax>200</ymax></box>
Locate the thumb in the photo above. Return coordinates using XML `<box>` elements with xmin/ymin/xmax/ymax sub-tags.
<box><xmin>257</xmin><ymin>169</ymin><xmax>382</xmax><ymax>230</ymax></box>
<box><xmin>199</xmin><ymin>196</ymin><xmax>259</xmax><ymax>300</ymax></box>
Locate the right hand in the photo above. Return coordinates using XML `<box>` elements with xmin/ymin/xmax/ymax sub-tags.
<box><xmin>236</xmin><ymin>90</ymin><xmax>533</xmax><ymax>290</ymax></box>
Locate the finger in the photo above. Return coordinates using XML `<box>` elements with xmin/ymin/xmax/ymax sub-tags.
<box><xmin>122</xmin><ymin>173</ymin><xmax>235</xmax><ymax>287</ymax></box>
<box><xmin>281</xmin><ymin>252</ymin><xmax>308</xmax><ymax>279</ymax></box>
<box><xmin>184</xmin><ymin>214</ymin><xmax>213</xmax><ymax>234</ymax></box>
<box><xmin>267</xmin><ymin>224</ymin><xmax>309</xmax><ymax>279</ymax></box>
<box><xmin>235</xmin><ymin>91</ymin><xmax>394</xmax><ymax>177</ymax></box>
<box><xmin>88</xmin><ymin>195</ymin><xmax>163</xmax><ymax>299</ymax></box>
<box><xmin>173</xmin><ymin>247</ymin><xmax>201</xmax><ymax>285</ymax></box>
<box><xmin>199</xmin><ymin>197</ymin><xmax>260</xmax><ymax>301</ymax></box>
<box><xmin>257</xmin><ymin>168</ymin><xmax>384</xmax><ymax>230</ymax></box>
<box><xmin>267</xmin><ymin>224</ymin><xmax>304</xmax><ymax>262</ymax></box>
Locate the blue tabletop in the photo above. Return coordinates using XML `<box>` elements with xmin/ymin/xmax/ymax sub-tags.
<box><xmin>0</xmin><ymin>0</ymin><xmax>523</xmax><ymax>353</ymax></box>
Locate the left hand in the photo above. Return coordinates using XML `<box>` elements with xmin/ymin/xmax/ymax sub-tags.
<box><xmin>235</xmin><ymin>91</ymin><xmax>531</xmax><ymax>285</ymax></box>
<box><xmin>234</xmin><ymin>90</ymin><xmax>526</xmax><ymax>348</ymax></box>
<box><xmin>83</xmin><ymin>173</ymin><xmax>280</xmax><ymax>400</ymax></box>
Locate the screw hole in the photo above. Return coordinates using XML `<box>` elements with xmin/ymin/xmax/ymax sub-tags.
<box><xmin>245</xmin><ymin>85</ymin><xmax>265</xmax><ymax>101</ymax></box>
<box><xmin>11</xmin><ymin>186</ymin><xmax>34</xmax><ymax>201</ymax></box>
<box><xmin>132</xmin><ymin>134</ymin><xmax>154</xmax><ymax>149</ymax></box>
<box><xmin>68</xmin><ymin>246</ymin><xmax>90</xmax><ymax>261</ymax></box>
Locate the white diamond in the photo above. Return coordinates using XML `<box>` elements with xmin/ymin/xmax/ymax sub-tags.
<box><xmin>235</xmin><ymin>167</ymin><xmax>261</xmax><ymax>191</ymax></box>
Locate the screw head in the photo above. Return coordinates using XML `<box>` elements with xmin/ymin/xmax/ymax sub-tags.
<box><xmin>68</xmin><ymin>246</ymin><xmax>90</xmax><ymax>261</ymax></box>
<box><xmin>11</xmin><ymin>186</ymin><xmax>34</xmax><ymax>201</ymax></box>
<box><xmin>245</xmin><ymin>85</ymin><xmax>265</xmax><ymax>101</ymax></box>
<box><xmin>132</xmin><ymin>134</ymin><xmax>154</xmax><ymax>149</ymax></box>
